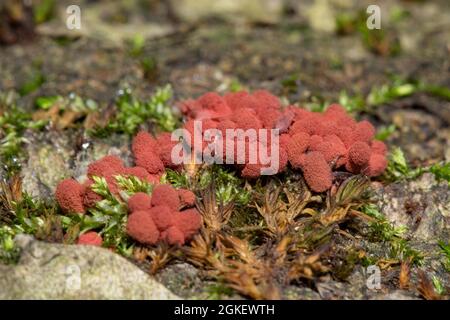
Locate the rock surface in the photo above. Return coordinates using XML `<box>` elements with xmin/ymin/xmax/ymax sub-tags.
<box><xmin>0</xmin><ymin>235</ymin><xmax>180</xmax><ymax>300</ymax></box>
<box><xmin>376</xmin><ymin>173</ymin><xmax>450</xmax><ymax>242</ymax></box>
<box><xmin>21</xmin><ymin>130</ymin><xmax>132</xmax><ymax>200</ymax></box>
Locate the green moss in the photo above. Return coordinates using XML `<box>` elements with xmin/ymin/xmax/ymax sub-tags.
<box><xmin>90</xmin><ymin>85</ymin><xmax>179</xmax><ymax>137</ymax></box>
<box><xmin>0</xmin><ymin>193</ymin><xmax>54</xmax><ymax>264</ymax></box>
<box><xmin>197</xmin><ymin>165</ymin><xmax>251</xmax><ymax>206</ymax></box>
<box><xmin>384</xmin><ymin>147</ymin><xmax>424</xmax><ymax>181</ymax></box>
<box><xmin>0</xmin><ymin>226</ymin><xmax>20</xmax><ymax>264</ymax></box>
<box><xmin>375</xmin><ymin>124</ymin><xmax>396</xmax><ymax>141</ymax></box>
<box><xmin>19</xmin><ymin>62</ymin><xmax>46</xmax><ymax>96</ymax></box>
<box><xmin>33</xmin><ymin>0</ymin><xmax>55</xmax><ymax>24</ymax></box>
<box><xmin>363</xmin><ymin>204</ymin><xmax>423</xmax><ymax>266</ymax></box>
<box><xmin>205</xmin><ymin>283</ymin><xmax>235</xmax><ymax>300</ymax></box>
<box><xmin>438</xmin><ymin>241</ymin><xmax>450</xmax><ymax>272</ymax></box>
<box><xmin>35</xmin><ymin>94</ymin><xmax>98</xmax><ymax>113</ymax></box>
<box><xmin>335</xmin><ymin>10</ymin><xmax>401</xmax><ymax>56</ymax></box>
<box><xmin>128</xmin><ymin>34</ymin><xmax>146</xmax><ymax>57</ymax></box>
<box><xmin>0</xmin><ymin>92</ymin><xmax>47</xmax><ymax>177</ymax></box>
<box><xmin>429</xmin><ymin>163</ymin><xmax>450</xmax><ymax>186</ymax></box>
<box><xmin>71</xmin><ymin>175</ymin><xmax>134</xmax><ymax>256</ymax></box>
<box><xmin>335</xmin><ymin>79</ymin><xmax>450</xmax><ymax>117</ymax></box>
<box><xmin>162</xmin><ymin>165</ymin><xmax>251</xmax><ymax>206</ymax></box>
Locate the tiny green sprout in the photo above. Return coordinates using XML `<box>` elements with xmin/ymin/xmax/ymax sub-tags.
<box><xmin>428</xmin><ymin>162</ymin><xmax>450</xmax><ymax>186</ymax></box>
<box><xmin>86</xmin><ymin>176</ymin><xmax>133</xmax><ymax>256</ymax></box>
<box><xmin>389</xmin><ymin>239</ymin><xmax>422</xmax><ymax>265</ymax></box>
<box><xmin>338</xmin><ymin>90</ymin><xmax>365</xmax><ymax>113</ymax></box>
<box><xmin>432</xmin><ymin>275</ymin><xmax>445</xmax><ymax>296</ymax></box>
<box><xmin>229</xmin><ymin>79</ymin><xmax>243</xmax><ymax>93</ymax></box>
<box><xmin>90</xmin><ymin>176</ymin><xmax>114</xmax><ymax>200</ymax></box>
<box><xmin>206</xmin><ymin>283</ymin><xmax>235</xmax><ymax>300</ymax></box>
<box><xmin>129</xmin><ymin>34</ymin><xmax>145</xmax><ymax>57</ymax></box>
<box><xmin>363</xmin><ymin>204</ymin><xmax>423</xmax><ymax>266</ymax></box>
<box><xmin>367</xmin><ymin>79</ymin><xmax>450</xmax><ymax>107</ymax></box>
<box><xmin>161</xmin><ymin>169</ymin><xmax>189</xmax><ymax>188</ymax></box>
<box><xmin>281</xmin><ymin>73</ymin><xmax>300</xmax><ymax>95</ymax></box>
<box><xmin>375</xmin><ymin>124</ymin><xmax>396</xmax><ymax>141</ymax></box>
<box><xmin>0</xmin><ymin>226</ymin><xmax>20</xmax><ymax>264</ymax></box>
<box><xmin>305</xmin><ymin>98</ymin><xmax>328</xmax><ymax>113</ymax></box>
<box><xmin>36</xmin><ymin>94</ymin><xmax>98</xmax><ymax>112</ymax></box>
<box><xmin>91</xmin><ymin>84</ymin><xmax>178</xmax><ymax>136</ymax></box>
<box><xmin>0</xmin><ymin>94</ymin><xmax>47</xmax><ymax>177</ymax></box>
<box><xmin>438</xmin><ymin>241</ymin><xmax>450</xmax><ymax>272</ymax></box>
<box><xmin>19</xmin><ymin>71</ymin><xmax>46</xmax><ymax>96</ymax></box>
<box><xmin>198</xmin><ymin>165</ymin><xmax>250</xmax><ymax>205</ymax></box>
<box><xmin>385</xmin><ymin>147</ymin><xmax>423</xmax><ymax>181</ymax></box>
<box><xmin>0</xmin><ymin>191</ymin><xmax>60</xmax><ymax>263</ymax></box>
<box><xmin>369</xmin><ymin>82</ymin><xmax>416</xmax><ymax>106</ymax></box>
<box><xmin>33</xmin><ymin>0</ymin><xmax>55</xmax><ymax>24</ymax></box>
<box><xmin>36</xmin><ymin>95</ymin><xmax>61</xmax><ymax>110</ymax></box>
<box><xmin>114</xmin><ymin>174</ymin><xmax>152</xmax><ymax>196</ymax></box>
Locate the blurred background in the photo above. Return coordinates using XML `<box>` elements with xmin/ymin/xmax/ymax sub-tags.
<box><xmin>0</xmin><ymin>0</ymin><xmax>449</xmax><ymax>178</ymax></box>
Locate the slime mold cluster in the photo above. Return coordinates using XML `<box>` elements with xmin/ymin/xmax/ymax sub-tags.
<box><xmin>176</xmin><ymin>90</ymin><xmax>387</xmax><ymax>192</ymax></box>
<box><xmin>55</xmin><ymin>89</ymin><xmax>387</xmax><ymax>247</ymax></box>
<box><xmin>126</xmin><ymin>185</ymin><xmax>200</xmax><ymax>245</ymax></box>
<box><xmin>55</xmin><ymin>151</ymin><xmax>201</xmax><ymax>246</ymax></box>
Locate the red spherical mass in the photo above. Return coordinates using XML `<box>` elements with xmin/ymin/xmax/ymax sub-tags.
<box><xmin>55</xmin><ymin>179</ymin><xmax>85</xmax><ymax>214</ymax></box>
<box><xmin>132</xmin><ymin>131</ymin><xmax>158</xmax><ymax>158</ymax></box>
<box><xmin>128</xmin><ymin>192</ymin><xmax>152</xmax><ymax>213</ymax></box>
<box><xmin>87</xmin><ymin>155</ymin><xmax>124</xmax><ymax>178</ymax></box>
<box><xmin>126</xmin><ymin>210</ymin><xmax>160</xmax><ymax>245</ymax></box>
<box><xmin>148</xmin><ymin>205</ymin><xmax>173</xmax><ymax>231</ymax></box>
<box><xmin>155</xmin><ymin>132</ymin><xmax>179</xmax><ymax>168</ymax></box>
<box><xmin>197</xmin><ymin>92</ymin><xmax>231</xmax><ymax>119</ymax></box>
<box><xmin>352</xmin><ymin>120</ymin><xmax>375</xmax><ymax>144</ymax></box>
<box><xmin>134</xmin><ymin>150</ymin><xmax>165</xmax><ymax>175</ymax></box>
<box><xmin>232</xmin><ymin>108</ymin><xmax>262</xmax><ymax>131</ymax></box>
<box><xmin>286</xmin><ymin>132</ymin><xmax>310</xmax><ymax>163</ymax></box>
<box><xmin>371</xmin><ymin>140</ymin><xmax>387</xmax><ymax>156</ymax></box>
<box><xmin>173</xmin><ymin>208</ymin><xmax>202</xmax><ymax>239</ymax></box>
<box><xmin>366</xmin><ymin>153</ymin><xmax>388</xmax><ymax>177</ymax></box>
<box><xmin>82</xmin><ymin>179</ymin><xmax>103</xmax><ymax>209</ymax></box>
<box><xmin>301</xmin><ymin>152</ymin><xmax>333</xmax><ymax>193</ymax></box>
<box><xmin>241</xmin><ymin>163</ymin><xmax>263</xmax><ymax>179</ymax></box>
<box><xmin>223</xmin><ymin>91</ymin><xmax>251</xmax><ymax>110</ymax></box>
<box><xmin>348</xmin><ymin>141</ymin><xmax>371</xmax><ymax>167</ymax></box>
<box><xmin>162</xmin><ymin>226</ymin><xmax>185</xmax><ymax>245</ymax></box>
<box><xmin>123</xmin><ymin>166</ymin><xmax>153</xmax><ymax>182</ymax></box>
<box><xmin>253</xmin><ymin>90</ymin><xmax>281</xmax><ymax>111</ymax></box>
<box><xmin>151</xmin><ymin>184</ymin><xmax>180</xmax><ymax>211</ymax></box>
<box><xmin>77</xmin><ymin>231</ymin><xmax>103</xmax><ymax>246</ymax></box>
<box><xmin>178</xmin><ymin>189</ymin><xmax>196</xmax><ymax>208</ymax></box>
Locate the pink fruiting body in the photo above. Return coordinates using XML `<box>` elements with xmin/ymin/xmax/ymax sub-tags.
<box><xmin>127</xmin><ymin>210</ymin><xmax>160</xmax><ymax>245</ymax></box>
<box><xmin>77</xmin><ymin>231</ymin><xmax>103</xmax><ymax>246</ymax></box>
<box><xmin>151</xmin><ymin>184</ymin><xmax>180</xmax><ymax>211</ymax></box>
<box><xmin>55</xmin><ymin>179</ymin><xmax>85</xmax><ymax>214</ymax></box>
<box><xmin>56</xmin><ymin>90</ymin><xmax>389</xmax><ymax>249</ymax></box>
<box><xmin>128</xmin><ymin>192</ymin><xmax>152</xmax><ymax>212</ymax></box>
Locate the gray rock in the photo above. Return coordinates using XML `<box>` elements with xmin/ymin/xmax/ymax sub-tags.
<box><xmin>0</xmin><ymin>235</ymin><xmax>180</xmax><ymax>300</ymax></box>
<box><xmin>376</xmin><ymin>173</ymin><xmax>450</xmax><ymax>242</ymax></box>
<box><xmin>72</xmin><ymin>133</ymin><xmax>132</xmax><ymax>182</ymax></box>
<box><xmin>21</xmin><ymin>130</ymin><xmax>77</xmax><ymax>200</ymax></box>
<box><xmin>303</xmin><ymin>0</ymin><xmax>336</xmax><ymax>33</ymax></box>
<box><xmin>169</xmin><ymin>0</ymin><xmax>283</xmax><ymax>24</ymax></box>
<box><xmin>370</xmin><ymin>290</ymin><xmax>420</xmax><ymax>300</ymax></box>
<box><xmin>21</xmin><ymin>130</ymin><xmax>132</xmax><ymax>200</ymax></box>
<box><xmin>283</xmin><ymin>286</ymin><xmax>321</xmax><ymax>300</ymax></box>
